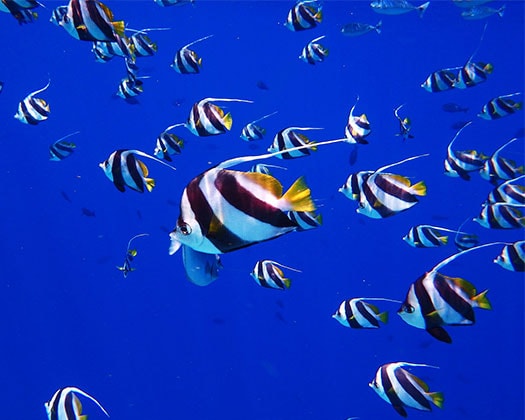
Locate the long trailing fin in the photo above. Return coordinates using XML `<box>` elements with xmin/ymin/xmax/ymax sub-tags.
<box><xmin>448</xmin><ymin>120</ymin><xmax>473</xmax><ymax>150</ymax></box>
<box><xmin>130</xmin><ymin>149</ymin><xmax>177</xmax><ymax>172</ymax></box>
<box><xmin>202</xmin><ymin>97</ymin><xmax>253</xmax><ymax>104</ymax></box>
<box><xmin>163</xmin><ymin>123</ymin><xmax>185</xmax><ymax>132</ymax></box>
<box><xmin>309</xmin><ymin>35</ymin><xmax>326</xmax><ymax>43</ymax></box>
<box><xmin>397</xmin><ymin>362</ymin><xmax>440</xmax><ymax>370</ymax></box>
<box><xmin>69</xmin><ymin>387</ymin><xmax>110</xmax><ymax>417</ymax></box>
<box><xmin>354</xmin><ymin>297</ymin><xmax>402</xmax><ymax>304</ymax></box>
<box><xmin>489</xmin><ymin>137</ymin><xmax>519</xmax><ymax>159</ymax></box>
<box><xmin>466</xmin><ymin>21</ymin><xmax>488</xmax><ymax>64</ymax></box>
<box><xmin>29</xmin><ymin>79</ymin><xmax>51</xmax><ymax>97</ymax></box>
<box><xmin>250</xmin><ymin>111</ymin><xmax>278</xmax><ymax>124</ymax></box>
<box><xmin>419</xmin><ymin>225</ymin><xmax>468</xmax><ymax>235</ymax></box>
<box><xmin>182</xmin><ymin>34</ymin><xmax>214</xmax><ymax>49</ymax></box>
<box><xmin>374</xmin><ymin>153</ymin><xmax>430</xmax><ymax>174</ymax></box>
<box><xmin>54</xmin><ymin>131</ymin><xmax>80</xmax><ymax>143</ymax></box>
<box><xmin>127</xmin><ymin>233</ymin><xmax>149</xmax><ymax>250</ymax></box>
<box><xmin>265</xmin><ymin>260</ymin><xmax>302</xmax><ymax>273</ymax></box>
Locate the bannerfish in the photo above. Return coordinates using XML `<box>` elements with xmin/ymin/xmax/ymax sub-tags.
<box><xmin>49</xmin><ymin>131</ymin><xmax>80</xmax><ymax>161</ymax></box>
<box><xmin>494</xmin><ymin>241</ymin><xmax>525</xmax><ymax>272</ymax></box>
<box><xmin>299</xmin><ymin>35</ymin><xmax>329</xmax><ymax>64</ymax></box>
<box><xmin>421</xmin><ymin>68</ymin><xmax>459</xmax><ymax>93</ymax></box>
<box><xmin>0</xmin><ymin>0</ymin><xmax>39</xmax><ymax>23</ymax></box>
<box><xmin>454</xmin><ymin>60</ymin><xmax>493</xmax><ymax>89</ymax></box>
<box><xmin>284</xmin><ymin>0</ymin><xmax>322</xmax><ymax>31</ymax></box>
<box><xmin>116</xmin><ymin>233</ymin><xmax>149</xmax><ymax>278</ymax></box>
<box><xmin>394</xmin><ymin>104</ymin><xmax>414</xmax><ymax>141</ymax></box>
<box><xmin>333</xmin><ymin>298</ymin><xmax>400</xmax><ymax>329</ymax></box>
<box><xmin>370</xmin><ymin>0</ymin><xmax>430</xmax><ymax>17</ymax></box>
<box><xmin>44</xmin><ymin>386</ymin><xmax>110</xmax><ymax>420</ymax></box>
<box><xmin>268</xmin><ymin>127</ymin><xmax>322</xmax><ymax>159</ymax></box>
<box><xmin>479</xmin><ymin>138</ymin><xmax>524</xmax><ymax>185</ymax></box>
<box><xmin>344</xmin><ymin>96</ymin><xmax>371</xmax><ymax>144</ymax></box>
<box><xmin>14</xmin><ymin>80</ymin><xmax>51</xmax><ymax>125</ymax></box>
<box><xmin>286</xmin><ymin>210</ymin><xmax>322</xmax><ymax>231</ymax></box>
<box><xmin>485</xmin><ymin>175</ymin><xmax>525</xmax><ymax>205</ymax></box>
<box><xmin>478</xmin><ymin>92</ymin><xmax>522</xmax><ymax>120</ymax></box>
<box><xmin>171</xmin><ymin>35</ymin><xmax>213</xmax><ymax>74</ymax></box>
<box><xmin>403</xmin><ymin>225</ymin><xmax>465</xmax><ymax>248</ymax></box>
<box><xmin>341</xmin><ymin>20</ymin><xmax>382</xmax><ymax>36</ymax></box>
<box><xmin>240</xmin><ymin>111</ymin><xmax>278</xmax><ymax>142</ymax></box>
<box><xmin>154</xmin><ymin>124</ymin><xmax>185</xmax><ymax>161</ymax></box>
<box><xmin>473</xmin><ymin>203</ymin><xmax>525</xmax><ymax>229</ymax></box>
<box><xmin>250</xmin><ymin>259</ymin><xmax>301</xmax><ymax>290</ymax></box>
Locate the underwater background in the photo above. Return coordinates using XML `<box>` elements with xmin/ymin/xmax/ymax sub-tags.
<box><xmin>0</xmin><ymin>0</ymin><xmax>523</xmax><ymax>419</ymax></box>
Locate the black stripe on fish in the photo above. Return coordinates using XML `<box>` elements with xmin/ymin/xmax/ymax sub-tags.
<box><xmin>395</xmin><ymin>368</ymin><xmax>432</xmax><ymax>411</ymax></box>
<box><xmin>381</xmin><ymin>367</ymin><xmax>408</xmax><ymax>418</ymax></box>
<box><xmin>433</xmin><ymin>273</ymin><xmax>475</xmax><ymax>324</ymax></box>
<box><xmin>356</xmin><ymin>300</ymin><xmax>380</xmax><ymax>328</ymax></box>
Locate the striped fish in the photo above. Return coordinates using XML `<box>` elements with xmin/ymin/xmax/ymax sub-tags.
<box><xmin>344</xmin><ymin>96</ymin><xmax>371</xmax><ymax>144</ymax></box>
<box><xmin>479</xmin><ymin>138</ymin><xmax>524</xmax><ymax>185</ymax></box>
<box><xmin>403</xmin><ymin>225</ymin><xmax>464</xmax><ymax>248</ymax></box>
<box><xmin>478</xmin><ymin>92</ymin><xmax>522</xmax><ymax>120</ymax></box>
<box><xmin>92</xmin><ymin>33</ymin><xmax>134</xmax><ymax>61</ymax></box>
<box><xmin>339</xmin><ymin>170</ymin><xmax>374</xmax><ymax>201</ymax></box>
<box><xmin>250</xmin><ymin>260</ymin><xmax>301</xmax><ymax>290</ymax></box>
<box><xmin>299</xmin><ymin>35</ymin><xmax>329</xmax><ymax>64</ymax></box>
<box><xmin>131</xmin><ymin>32</ymin><xmax>158</xmax><ymax>56</ymax></box>
<box><xmin>284</xmin><ymin>0</ymin><xmax>322</xmax><ymax>31</ymax></box>
<box><xmin>171</xmin><ymin>35</ymin><xmax>213</xmax><ymax>74</ymax></box>
<box><xmin>117</xmin><ymin>77</ymin><xmax>143</xmax><ymax>99</ymax></box>
<box><xmin>453</xmin><ymin>218</ymin><xmax>479</xmax><ymax>251</ymax></box>
<box><xmin>420</xmin><ymin>68</ymin><xmax>459</xmax><ymax>92</ymax></box>
<box><xmin>357</xmin><ymin>155</ymin><xmax>428</xmax><ymax>219</ymax></box>
<box><xmin>240</xmin><ymin>111</ymin><xmax>278</xmax><ymax>141</ymax></box>
<box><xmin>369</xmin><ymin>362</ymin><xmax>443</xmax><ymax>417</ymax></box>
<box><xmin>99</xmin><ymin>149</ymin><xmax>176</xmax><ymax>193</ymax></box>
<box><xmin>286</xmin><ymin>210</ymin><xmax>322</xmax><ymax>231</ymax></box>
<box><xmin>58</xmin><ymin>0</ymin><xmax>125</xmax><ymax>42</ymax></box>
<box><xmin>0</xmin><ymin>0</ymin><xmax>39</xmax><ymax>24</ymax></box>
<box><xmin>185</xmin><ymin>97</ymin><xmax>253</xmax><ymax>137</ymax></box>
<box><xmin>454</xmin><ymin>60</ymin><xmax>493</xmax><ymax>89</ymax></box>
<box><xmin>154</xmin><ymin>124</ymin><xmax>185</xmax><ymax>161</ymax></box>
<box><xmin>494</xmin><ymin>241</ymin><xmax>525</xmax><ymax>272</ymax></box>
<box><xmin>473</xmin><ymin>203</ymin><xmax>525</xmax><ymax>229</ymax></box>
<box><xmin>394</xmin><ymin>104</ymin><xmax>414</xmax><ymax>141</ymax></box>
<box><xmin>485</xmin><ymin>175</ymin><xmax>525</xmax><ymax>205</ymax></box>
<box><xmin>116</xmin><ymin>233</ymin><xmax>148</xmax><ymax>278</ymax></box>
<box><xmin>45</xmin><ymin>386</ymin><xmax>109</xmax><ymax>420</ymax></box>
<box><xmin>49</xmin><ymin>131</ymin><xmax>80</xmax><ymax>161</ymax></box>
<box><xmin>182</xmin><ymin>245</ymin><xmax>222</xmax><ymax>286</ymax></box>
<box><xmin>249</xmin><ymin>163</ymin><xmax>285</xmax><ymax>175</ymax></box>
<box><xmin>14</xmin><ymin>80</ymin><xmax>51</xmax><ymax>125</ymax></box>
<box><xmin>267</xmin><ymin>127</ymin><xmax>322</xmax><ymax>159</ymax></box>
<box><xmin>398</xmin><ymin>243</ymin><xmax>500</xmax><ymax>343</ymax></box>
<box><xmin>50</xmin><ymin>5</ymin><xmax>68</xmax><ymax>26</ymax></box>
<box><xmin>333</xmin><ymin>298</ymin><xmax>400</xmax><ymax>329</ymax></box>
<box><xmin>443</xmin><ymin>121</ymin><xmax>488</xmax><ymax>180</ymax></box>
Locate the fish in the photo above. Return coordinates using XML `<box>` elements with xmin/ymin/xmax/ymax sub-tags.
<box><xmin>181</xmin><ymin>245</ymin><xmax>222</xmax><ymax>286</ymax></box>
<box><xmin>344</xmin><ymin>96</ymin><xmax>371</xmax><ymax>144</ymax></box>
<box><xmin>341</xmin><ymin>20</ymin><xmax>382</xmax><ymax>36</ymax></box>
<box><xmin>92</xmin><ymin>34</ymin><xmax>135</xmax><ymax>62</ymax></box>
<box><xmin>49</xmin><ymin>131</ymin><xmax>80</xmax><ymax>161</ymax></box>
<box><xmin>99</xmin><ymin>149</ymin><xmax>176</xmax><ymax>193</ymax></box>
<box><xmin>116</xmin><ymin>77</ymin><xmax>144</xmax><ymax>99</ymax></box>
<box><xmin>240</xmin><ymin>111</ymin><xmax>278</xmax><ymax>141</ymax></box>
<box><xmin>58</xmin><ymin>0</ymin><xmax>125</xmax><ymax>42</ymax></box>
<box><xmin>299</xmin><ymin>35</ymin><xmax>329</xmax><ymax>64</ymax></box>
<box><xmin>494</xmin><ymin>241</ymin><xmax>525</xmax><ymax>272</ymax></box>
<box><xmin>403</xmin><ymin>225</ymin><xmax>465</xmax><ymax>248</ymax></box>
<box><xmin>116</xmin><ymin>233</ymin><xmax>149</xmax><ymax>278</ymax></box>
<box><xmin>370</xmin><ymin>0</ymin><xmax>430</xmax><ymax>17</ymax></box>
<box><xmin>154</xmin><ymin>124</ymin><xmax>185</xmax><ymax>161</ymax></box>
<box><xmin>443</xmin><ymin>121</ymin><xmax>488</xmax><ymax>180</ymax></box>
<box><xmin>453</xmin><ymin>219</ymin><xmax>479</xmax><ymax>251</ymax></box>
<box><xmin>267</xmin><ymin>127</ymin><xmax>322</xmax><ymax>159</ymax></box>
<box><xmin>485</xmin><ymin>175</ymin><xmax>525</xmax><ymax>205</ymax></box>
<box><xmin>461</xmin><ymin>4</ymin><xmax>505</xmax><ymax>19</ymax></box>
<box><xmin>394</xmin><ymin>104</ymin><xmax>414</xmax><ymax>141</ymax></box>
<box><xmin>286</xmin><ymin>210</ymin><xmax>322</xmax><ymax>231</ymax></box>
<box><xmin>130</xmin><ymin>32</ymin><xmax>158</xmax><ymax>57</ymax></box>
<box><xmin>14</xmin><ymin>80</ymin><xmax>51</xmax><ymax>125</ymax></box>
<box><xmin>81</xmin><ymin>207</ymin><xmax>96</xmax><ymax>217</ymax></box>
<box><xmin>452</xmin><ymin>0</ymin><xmax>492</xmax><ymax>7</ymax></box>
<box><xmin>473</xmin><ymin>203</ymin><xmax>525</xmax><ymax>229</ymax></box>
<box><xmin>333</xmin><ymin>298</ymin><xmax>400</xmax><ymax>329</ymax></box>
<box><xmin>249</xmin><ymin>163</ymin><xmax>285</xmax><ymax>175</ymax></box>
<box><xmin>441</xmin><ymin>102</ymin><xmax>469</xmax><ymax>113</ymax></box>
<box><xmin>356</xmin><ymin>155</ymin><xmax>428</xmax><ymax>219</ymax></box>
<box><xmin>154</xmin><ymin>0</ymin><xmax>194</xmax><ymax>6</ymax></box>
<box><xmin>0</xmin><ymin>81</ymin><xmax>3</xmax><ymax>93</ymax></box>
<box><xmin>454</xmin><ymin>60</ymin><xmax>493</xmax><ymax>89</ymax></box>
<box><xmin>185</xmin><ymin>97</ymin><xmax>253</xmax><ymax>137</ymax></box>
<box><xmin>50</xmin><ymin>5</ymin><xmax>68</xmax><ymax>26</ymax></box>
<box><xmin>171</xmin><ymin>35</ymin><xmax>213</xmax><ymax>74</ymax></box>
<box><xmin>60</xmin><ymin>191</ymin><xmax>72</xmax><ymax>203</ymax></box>
<box><xmin>256</xmin><ymin>80</ymin><xmax>269</xmax><ymax>90</ymax></box>
<box><xmin>250</xmin><ymin>260</ymin><xmax>301</xmax><ymax>290</ymax></box>
<box><xmin>477</xmin><ymin>92</ymin><xmax>522</xmax><ymax>120</ymax></box>
<box><xmin>421</xmin><ymin>68</ymin><xmax>459</xmax><ymax>93</ymax></box>
<box><xmin>284</xmin><ymin>0</ymin><xmax>322</xmax><ymax>31</ymax></box>
<box><xmin>44</xmin><ymin>386</ymin><xmax>110</xmax><ymax>420</ymax></box>
<box><xmin>369</xmin><ymin>362</ymin><xmax>443</xmax><ymax>417</ymax></box>
<box><xmin>0</xmin><ymin>0</ymin><xmax>39</xmax><ymax>24</ymax></box>
<box><xmin>479</xmin><ymin>138</ymin><xmax>524</xmax><ymax>185</ymax></box>
<box><xmin>339</xmin><ymin>170</ymin><xmax>374</xmax><ymax>201</ymax></box>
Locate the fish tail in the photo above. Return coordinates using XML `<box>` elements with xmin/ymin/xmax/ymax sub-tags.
<box><xmin>112</xmin><ymin>20</ymin><xmax>126</xmax><ymax>37</ymax></box>
<box><xmin>223</xmin><ymin>112</ymin><xmax>233</xmax><ymax>130</ymax></box>
<box><xmin>282</xmin><ymin>177</ymin><xmax>315</xmax><ymax>212</ymax></box>
<box><xmin>379</xmin><ymin>311</ymin><xmax>388</xmax><ymax>324</ymax></box>
<box><xmin>439</xmin><ymin>236</ymin><xmax>448</xmax><ymax>245</ymax></box>
<box><xmin>145</xmin><ymin>177</ymin><xmax>155</xmax><ymax>192</ymax></box>
<box><xmin>428</xmin><ymin>391</ymin><xmax>444</xmax><ymax>409</ymax></box>
<box><xmin>484</xmin><ymin>63</ymin><xmax>494</xmax><ymax>74</ymax></box>
<box><xmin>411</xmin><ymin>180</ymin><xmax>427</xmax><ymax>196</ymax></box>
<box><xmin>417</xmin><ymin>1</ymin><xmax>430</xmax><ymax>18</ymax></box>
<box><xmin>283</xmin><ymin>278</ymin><xmax>291</xmax><ymax>289</ymax></box>
<box><xmin>472</xmin><ymin>289</ymin><xmax>492</xmax><ymax>310</ymax></box>
<box><xmin>315</xmin><ymin>10</ymin><xmax>323</xmax><ymax>23</ymax></box>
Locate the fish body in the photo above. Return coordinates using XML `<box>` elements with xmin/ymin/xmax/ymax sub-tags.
<box><xmin>250</xmin><ymin>260</ymin><xmax>299</xmax><ymax>290</ymax></box>
<box><xmin>154</xmin><ymin>131</ymin><xmax>184</xmax><ymax>161</ymax></box>
<box><xmin>494</xmin><ymin>241</ymin><xmax>525</xmax><ymax>272</ymax></box>
<box><xmin>171</xmin><ymin>35</ymin><xmax>212</xmax><ymax>74</ymax></box>
<box><xmin>154</xmin><ymin>0</ymin><xmax>194</xmax><ymax>6</ymax></box>
<box><xmin>333</xmin><ymin>298</ymin><xmax>390</xmax><ymax>329</ymax></box>
<box><xmin>461</xmin><ymin>4</ymin><xmax>505</xmax><ymax>19</ymax></box>
<box><xmin>45</xmin><ymin>386</ymin><xmax>109</xmax><ymax>420</ymax></box>
<box><xmin>14</xmin><ymin>81</ymin><xmax>51</xmax><ymax>125</ymax></box>
<box><xmin>182</xmin><ymin>245</ymin><xmax>222</xmax><ymax>286</ymax></box>
<box><xmin>286</xmin><ymin>210</ymin><xmax>322</xmax><ymax>231</ymax></box>
<box><xmin>299</xmin><ymin>35</ymin><xmax>329</xmax><ymax>64</ymax></box>
<box><xmin>50</xmin><ymin>5</ymin><xmax>68</xmax><ymax>25</ymax></box>
<box><xmin>268</xmin><ymin>127</ymin><xmax>320</xmax><ymax>159</ymax></box>
<box><xmin>117</xmin><ymin>77</ymin><xmax>143</xmax><ymax>98</ymax></box>
<box><xmin>92</xmin><ymin>34</ymin><xmax>134</xmax><ymax>61</ymax></box>
<box><xmin>474</xmin><ymin>203</ymin><xmax>525</xmax><ymax>229</ymax></box>
<box><xmin>478</xmin><ymin>93</ymin><xmax>522</xmax><ymax>120</ymax></box>
<box><xmin>403</xmin><ymin>225</ymin><xmax>459</xmax><ymax>248</ymax></box>
<box><xmin>345</xmin><ymin>97</ymin><xmax>371</xmax><ymax>144</ymax></box>
<box><xmin>240</xmin><ymin>111</ymin><xmax>277</xmax><ymax>141</ymax></box>
<box><xmin>394</xmin><ymin>104</ymin><xmax>414</xmax><ymax>141</ymax></box>
<box><xmin>421</xmin><ymin>68</ymin><xmax>458</xmax><ymax>93</ymax></box>
<box><xmin>479</xmin><ymin>138</ymin><xmax>524</xmax><ymax>185</ymax></box>
<box><xmin>339</xmin><ymin>170</ymin><xmax>374</xmax><ymax>201</ymax></box>
<box><xmin>49</xmin><ymin>141</ymin><xmax>76</xmax><ymax>161</ymax></box>
<box><xmin>99</xmin><ymin>149</ymin><xmax>155</xmax><ymax>193</ymax></box>
<box><xmin>285</xmin><ymin>0</ymin><xmax>322</xmax><ymax>31</ymax></box>
<box><xmin>116</xmin><ymin>233</ymin><xmax>148</xmax><ymax>277</ymax></box>
<box><xmin>454</xmin><ymin>61</ymin><xmax>493</xmax><ymax>89</ymax></box>
<box><xmin>370</xmin><ymin>0</ymin><xmax>430</xmax><ymax>17</ymax></box>
<box><xmin>341</xmin><ymin>20</ymin><xmax>382</xmax><ymax>36</ymax></box>
<box><xmin>131</xmin><ymin>33</ymin><xmax>158</xmax><ymax>56</ymax></box>
<box><xmin>0</xmin><ymin>0</ymin><xmax>39</xmax><ymax>23</ymax></box>
<box><xmin>486</xmin><ymin>175</ymin><xmax>525</xmax><ymax>205</ymax></box>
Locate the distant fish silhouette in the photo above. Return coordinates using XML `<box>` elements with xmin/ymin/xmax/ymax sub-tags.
<box><xmin>450</xmin><ymin>120</ymin><xmax>470</xmax><ymax>130</ymax></box>
<box><xmin>442</xmin><ymin>102</ymin><xmax>469</xmax><ymax>113</ymax></box>
<box><xmin>81</xmin><ymin>207</ymin><xmax>96</xmax><ymax>217</ymax></box>
<box><xmin>60</xmin><ymin>190</ymin><xmax>72</xmax><ymax>203</ymax></box>
<box><xmin>256</xmin><ymin>80</ymin><xmax>269</xmax><ymax>90</ymax></box>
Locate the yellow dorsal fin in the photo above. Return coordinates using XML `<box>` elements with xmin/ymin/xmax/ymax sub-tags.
<box><xmin>384</xmin><ymin>174</ymin><xmax>411</xmax><ymax>186</ymax></box>
<box><xmin>99</xmin><ymin>1</ymin><xmax>114</xmax><ymax>20</ymax></box>
<box><xmin>240</xmin><ymin>171</ymin><xmax>283</xmax><ymax>197</ymax></box>
<box><xmin>445</xmin><ymin>275</ymin><xmax>476</xmax><ymax>295</ymax></box>
<box><xmin>439</xmin><ymin>235</ymin><xmax>448</xmax><ymax>245</ymax></box>
<box><xmin>359</xmin><ymin>114</ymin><xmax>369</xmax><ymax>123</ymax></box>
<box><xmin>222</xmin><ymin>112</ymin><xmax>232</xmax><ymax>130</ymax></box>
<box><xmin>128</xmin><ymin>249</ymin><xmax>138</xmax><ymax>257</ymax></box>
<box><xmin>112</xmin><ymin>20</ymin><xmax>126</xmax><ymax>37</ymax></box>
<box><xmin>366</xmin><ymin>303</ymin><xmax>380</xmax><ymax>315</ymax></box>
<box><xmin>283</xmin><ymin>278</ymin><xmax>291</xmax><ymax>288</ymax></box>
<box><xmin>137</xmin><ymin>159</ymin><xmax>149</xmax><ymax>176</ymax></box>
<box><xmin>406</xmin><ymin>371</ymin><xmax>429</xmax><ymax>392</ymax></box>
<box><xmin>410</xmin><ymin>180</ymin><xmax>427</xmax><ymax>196</ymax></box>
<box><xmin>281</xmin><ymin>177</ymin><xmax>315</xmax><ymax>212</ymax></box>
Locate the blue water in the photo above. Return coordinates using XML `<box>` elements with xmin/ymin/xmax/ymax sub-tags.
<box><xmin>0</xmin><ymin>1</ymin><xmax>523</xmax><ymax>419</ymax></box>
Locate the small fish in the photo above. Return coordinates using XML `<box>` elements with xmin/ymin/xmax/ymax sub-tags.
<box><xmin>250</xmin><ymin>260</ymin><xmax>301</xmax><ymax>290</ymax></box>
<box><xmin>479</xmin><ymin>138</ymin><xmax>524</xmax><ymax>185</ymax></box>
<box><xmin>369</xmin><ymin>362</ymin><xmax>443</xmax><ymax>417</ymax></box>
<box><xmin>256</xmin><ymin>80</ymin><xmax>269</xmax><ymax>90</ymax></box>
<box><xmin>333</xmin><ymin>297</ymin><xmax>400</xmax><ymax>329</ymax></box>
<box><xmin>370</xmin><ymin>0</ymin><xmax>430</xmax><ymax>17</ymax></box>
<box><xmin>182</xmin><ymin>245</ymin><xmax>222</xmax><ymax>286</ymax></box>
<box><xmin>50</xmin><ymin>5</ymin><xmax>68</xmax><ymax>26</ymax></box>
<box><xmin>453</xmin><ymin>219</ymin><xmax>479</xmax><ymax>251</ymax></box>
<box><xmin>92</xmin><ymin>33</ymin><xmax>135</xmax><ymax>62</ymax></box>
<box><xmin>0</xmin><ymin>0</ymin><xmax>39</xmax><ymax>24</ymax></box>
<box><xmin>81</xmin><ymin>207</ymin><xmax>96</xmax><ymax>217</ymax></box>
<box><xmin>478</xmin><ymin>92</ymin><xmax>522</xmax><ymax>120</ymax></box>
<box><xmin>494</xmin><ymin>241</ymin><xmax>525</xmax><ymax>272</ymax></box>
<box><xmin>394</xmin><ymin>104</ymin><xmax>414</xmax><ymax>141</ymax></box>
<box><xmin>441</xmin><ymin>102</ymin><xmax>469</xmax><ymax>113</ymax></box>
<box><xmin>267</xmin><ymin>127</ymin><xmax>322</xmax><ymax>159</ymax></box>
<box><xmin>461</xmin><ymin>4</ymin><xmax>505</xmax><ymax>20</ymax></box>
<box><xmin>485</xmin><ymin>175</ymin><xmax>525</xmax><ymax>205</ymax></box>
<box><xmin>116</xmin><ymin>233</ymin><xmax>149</xmax><ymax>278</ymax></box>
<box><xmin>473</xmin><ymin>203</ymin><xmax>525</xmax><ymax>229</ymax></box>
<box><xmin>171</xmin><ymin>35</ymin><xmax>213</xmax><ymax>74</ymax></box>
<box><xmin>49</xmin><ymin>131</ymin><xmax>80</xmax><ymax>161</ymax></box>
<box><xmin>286</xmin><ymin>210</ymin><xmax>322</xmax><ymax>231</ymax></box>
<box><xmin>249</xmin><ymin>163</ymin><xmax>285</xmax><ymax>175</ymax></box>
<box><xmin>344</xmin><ymin>96</ymin><xmax>371</xmax><ymax>144</ymax></box>
<box><xmin>299</xmin><ymin>35</ymin><xmax>329</xmax><ymax>64</ymax></box>
<box><xmin>14</xmin><ymin>80</ymin><xmax>51</xmax><ymax>125</ymax></box>
<box><xmin>341</xmin><ymin>20</ymin><xmax>382</xmax><ymax>36</ymax></box>
<box><xmin>339</xmin><ymin>170</ymin><xmax>374</xmax><ymax>201</ymax></box>
<box><xmin>0</xmin><ymin>81</ymin><xmax>3</xmax><ymax>93</ymax></box>
<box><xmin>421</xmin><ymin>68</ymin><xmax>459</xmax><ymax>93</ymax></box>
<box><xmin>44</xmin><ymin>386</ymin><xmax>110</xmax><ymax>420</ymax></box>
<box><xmin>284</xmin><ymin>0</ymin><xmax>322</xmax><ymax>31</ymax></box>
<box><xmin>154</xmin><ymin>124</ymin><xmax>185</xmax><ymax>161</ymax></box>
<box><xmin>240</xmin><ymin>111</ymin><xmax>278</xmax><ymax>141</ymax></box>
<box><xmin>454</xmin><ymin>60</ymin><xmax>493</xmax><ymax>89</ymax></box>
<box><xmin>60</xmin><ymin>191</ymin><xmax>72</xmax><ymax>203</ymax></box>
<box><xmin>403</xmin><ymin>225</ymin><xmax>464</xmax><ymax>248</ymax></box>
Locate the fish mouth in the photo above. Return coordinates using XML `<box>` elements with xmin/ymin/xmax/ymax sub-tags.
<box><xmin>169</xmin><ymin>232</ymin><xmax>182</xmax><ymax>255</ymax></box>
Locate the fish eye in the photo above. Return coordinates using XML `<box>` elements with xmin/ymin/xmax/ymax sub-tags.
<box><xmin>402</xmin><ymin>304</ymin><xmax>414</xmax><ymax>314</ymax></box>
<box><xmin>178</xmin><ymin>222</ymin><xmax>192</xmax><ymax>236</ymax></box>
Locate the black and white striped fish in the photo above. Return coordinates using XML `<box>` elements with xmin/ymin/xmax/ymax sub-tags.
<box><xmin>394</xmin><ymin>104</ymin><xmax>414</xmax><ymax>141</ymax></box>
<box><xmin>249</xmin><ymin>163</ymin><xmax>285</xmax><ymax>175</ymax></box>
<box><xmin>0</xmin><ymin>0</ymin><xmax>39</xmax><ymax>24</ymax></box>
<box><xmin>403</xmin><ymin>225</ymin><xmax>464</xmax><ymax>248</ymax></box>
<box><xmin>267</xmin><ymin>127</ymin><xmax>321</xmax><ymax>159</ymax></box>
<box><xmin>250</xmin><ymin>260</ymin><xmax>300</xmax><ymax>290</ymax></box>
<box><xmin>92</xmin><ymin>34</ymin><xmax>134</xmax><ymax>61</ymax></box>
<box><xmin>58</xmin><ymin>0</ymin><xmax>125</xmax><ymax>42</ymax></box>
<box><xmin>171</xmin><ymin>35</ymin><xmax>213</xmax><ymax>74</ymax></box>
<box><xmin>50</xmin><ymin>5</ymin><xmax>68</xmax><ymax>25</ymax></box>
<box><xmin>299</xmin><ymin>35</ymin><xmax>329</xmax><ymax>64</ymax></box>
<box><xmin>454</xmin><ymin>60</ymin><xmax>493</xmax><ymax>89</ymax></box>
<box><xmin>284</xmin><ymin>0</ymin><xmax>322</xmax><ymax>31</ymax></box>
<box><xmin>44</xmin><ymin>386</ymin><xmax>109</xmax><ymax>420</ymax></box>
<box><xmin>485</xmin><ymin>175</ymin><xmax>525</xmax><ymax>205</ymax></box>
<box><xmin>130</xmin><ymin>29</ymin><xmax>163</xmax><ymax>56</ymax></box>
<box><xmin>344</xmin><ymin>96</ymin><xmax>371</xmax><ymax>144</ymax></box>
<box><xmin>479</xmin><ymin>138</ymin><xmax>524</xmax><ymax>185</ymax></box>
<box><xmin>398</xmin><ymin>243</ymin><xmax>499</xmax><ymax>343</ymax></box>
<box><xmin>240</xmin><ymin>111</ymin><xmax>277</xmax><ymax>141</ymax></box>
<box><xmin>286</xmin><ymin>210</ymin><xmax>322</xmax><ymax>231</ymax></box>
<box><xmin>333</xmin><ymin>298</ymin><xmax>400</xmax><ymax>329</ymax></box>
<box><xmin>49</xmin><ymin>131</ymin><xmax>80</xmax><ymax>161</ymax></box>
<box><xmin>117</xmin><ymin>77</ymin><xmax>143</xmax><ymax>98</ymax></box>
<box><xmin>443</xmin><ymin>121</ymin><xmax>488</xmax><ymax>180</ymax></box>
<box><xmin>478</xmin><ymin>92</ymin><xmax>522</xmax><ymax>120</ymax></box>
<box><xmin>14</xmin><ymin>80</ymin><xmax>51</xmax><ymax>125</ymax></box>
<box><xmin>116</xmin><ymin>233</ymin><xmax>148</xmax><ymax>278</ymax></box>
<box><xmin>182</xmin><ymin>245</ymin><xmax>222</xmax><ymax>286</ymax></box>
<box><xmin>154</xmin><ymin>124</ymin><xmax>185</xmax><ymax>161</ymax></box>
<box><xmin>420</xmin><ymin>68</ymin><xmax>459</xmax><ymax>92</ymax></box>
<box><xmin>369</xmin><ymin>362</ymin><xmax>443</xmax><ymax>417</ymax></box>
<box><xmin>494</xmin><ymin>240</ymin><xmax>525</xmax><ymax>272</ymax></box>
<box><xmin>185</xmin><ymin>97</ymin><xmax>252</xmax><ymax>137</ymax></box>
<box><xmin>357</xmin><ymin>155</ymin><xmax>428</xmax><ymax>219</ymax></box>
<box><xmin>339</xmin><ymin>170</ymin><xmax>374</xmax><ymax>201</ymax></box>
<box><xmin>454</xmin><ymin>219</ymin><xmax>479</xmax><ymax>251</ymax></box>
<box><xmin>473</xmin><ymin>203</ymin><xmax>525</xmax><ymax>229</ymax></box>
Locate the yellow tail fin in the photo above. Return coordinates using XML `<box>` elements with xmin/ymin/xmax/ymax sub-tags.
<box><xmin>472</xmin><ymin>289</ymin><xmax>492</xmax><ymax>310</ymax></box>
<box><xmin>411</xmin><ymin>180</ymin><xmax>427</xmax><ymax>196</ymax></box>
<box><xmin>282</xmin><ymin>177</ymin><xmax>315</xmax><ymax>212</ymax></box>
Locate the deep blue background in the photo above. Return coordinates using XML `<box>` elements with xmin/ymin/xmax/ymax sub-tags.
<box><xmin>0</xmin><ymin>1</ymin><xmax>523</xmax><ymax>419</ymax></box>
